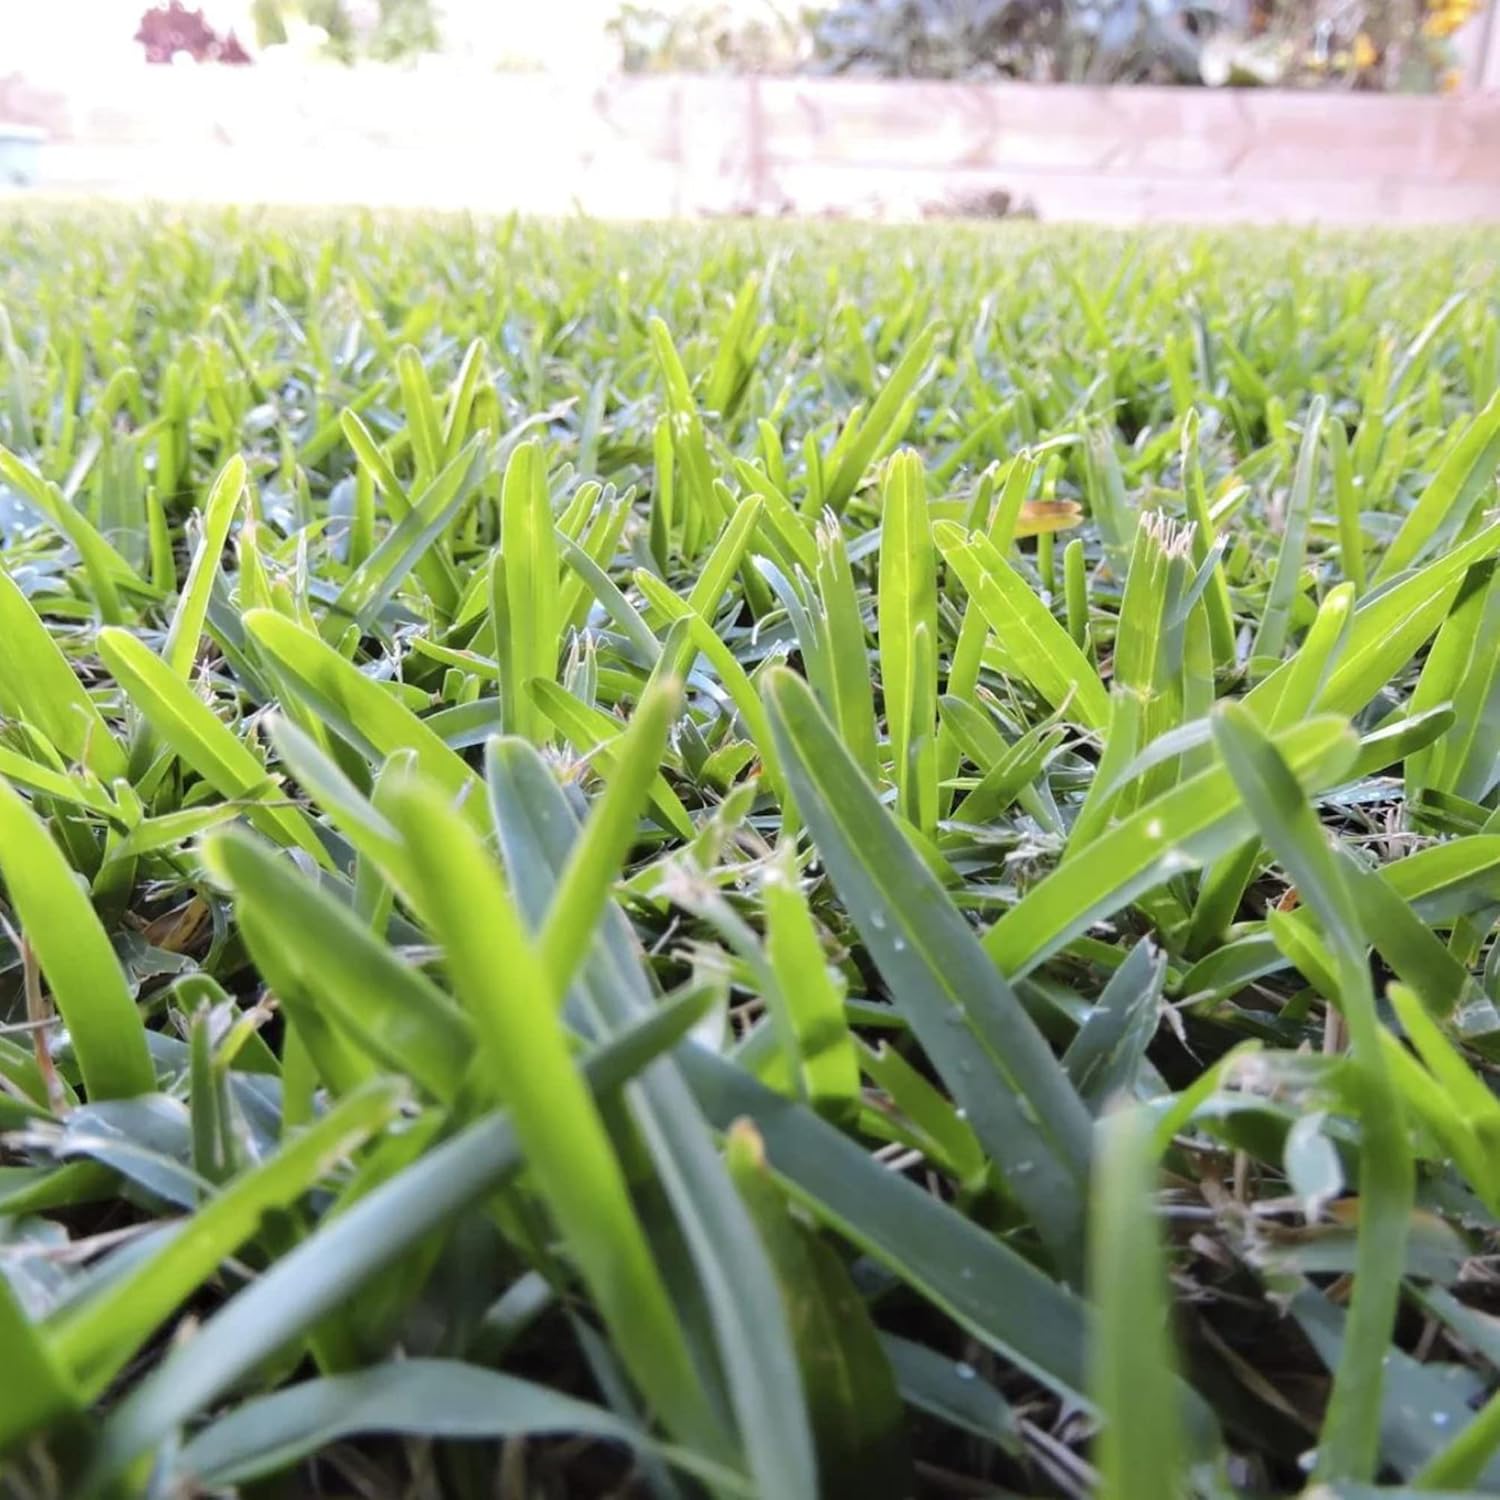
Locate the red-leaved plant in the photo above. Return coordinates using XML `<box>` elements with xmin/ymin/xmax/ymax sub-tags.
<box><xmin>135</xmin><ymin>3</ymin><xmax>253</xmax><ymax>63</ymax></box>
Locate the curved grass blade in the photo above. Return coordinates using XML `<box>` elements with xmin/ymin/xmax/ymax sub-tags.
<box><xmin>0</xmin><ymin>1270</ymin><xmax>79</xmax><ymax>1455</ymax></box>
<box><xmin>174</xmin><ymin>1359</ymin><xmax>749</xmax><ymax>1496</ymax></box>
<box><xmin>49</xmin><ymin>1079</ymin><xmax>404</xmax><ymax>1398</ymax></box>
<box><xmin>0</xmin><ymin>777</ymin><xmax>153</xmax><ymax>1100</ymax></box>
<box><xmin>0</xmin><ymin>445</ymin><xmax>142</xmax><ymax>621</ymax></box>
<box><xmin>1375</xmin><ymin>389</ymin><xmax>1500</xmax><ymax>585</ymax></box>
<box><xmin>243</xmin><ymin>609</ymin><xmax>484</xmax><ymax>829</ymax></box>
<box><xmin>986</xmin><ymin>715</ymin><xmax>1358</xmax><ymax>979</ymax></box>
<box><xmin>1211</xmin><ymin>702</ymin><xmax>1412</xmax><ymax>1485</ymax></box>
<box><xmin>725</xmin><ymin>1121</ymin><xmax>910</xmax><ymax>1499</ymax></box>
<box><xmin>823</xmin><ymin>323</ymin><xmax>939</xmax><ymax>517</ymax></box>
<box><xmin>679</xmin><ymin>1044</ymin><xmax>1089</xmax><ymax>1399</ymax></box>
<box><xmin>1247</xmin><ymin>517</ymin><xmax>1500</xmax><ymax>725</ymax></box>
<box><xmin>0</xmin><ymin>565</ymin><xmax>125</xmax><ymax>781</ymax></box>
<box><xmin>531</xmin><ymin>680</ymin><xmax>679</xmax><ymax>1001</ymax></box>
<box><xmin>486</xmin><ymin>740</ymin><xmax>821</xmax><ymax>1500</ymax></box>
<box><xmin>97</xmin><ymin>626</ymin><xmax>331</xmax><ymax>865</ymax></box>
<box><xmin>202</xmin><ymin>828</ymin><xmax>471</xmax><ymax>1101</ymax></box>
<box><xmin>382</xmin><ymin>776</ymin><xmax>723</xmax><ymax>1456</ymax></box>
<box><xmin>82</xmin><ymin>985</ymin><xmax>712</xmax><ymax>1492</ymax></box>
<box><xmin>934</xmin><ymin>523</ymin><xmax>1110</xmax><ymax>732</ymax></box>
<box><xmin>528</xmin><ymin>677</ymin><xmax>695</xmax><ymax>838</ymax></box>
<box><xmin>764</xmin><ymin>667</ymin><xmax>1092</xmax><ymax>1271</ymax></box>
<box><xmin>332</xmin><ymin>437</ymin><xmax>481</xmax><ymax>629</ymax></box>
<box><xmin>162</xmin><ymin>454</ymin><xmax>244</xmax><ymax>678</ymax></box>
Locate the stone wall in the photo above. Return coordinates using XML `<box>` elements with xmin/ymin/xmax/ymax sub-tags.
<box><xmin>5</xmin><ymin>65</ymin><xmax>1500</xmax><ymax>222</ymax></box>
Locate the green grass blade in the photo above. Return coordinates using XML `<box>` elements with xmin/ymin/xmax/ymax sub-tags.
<box><xmin>50</xmin><ymin>1079</ymin><xmax>403</xmax><ymax>1397</ymax></box>
<box><xmin>725</xmin><ymin>1121</ymin><xmax>909</xmax><ymax>1498</ymax></box>
<box><xmin>203</xmin><ymin>828</ymin><xmax>470</xmax><ymax>1098</ymax></box>
<box><xmin>175</xmin><ymin>1361</ymin><xmax>747</xmax><ymax>1496</ymax></box>
<box><xmin>243</xmin><ymin>609</ymin><xmax>482</xmax><ymax>827</ymax></box>
<box><xmin>97</xmin><ymin>626</ymin><xmax>331</xmax><ymax>864</ymax></box>
<box><xmin>0</xmin><ymin>777</ymin><xmax>153</xmax><ymax>1100</ymax></box>
<box><xmin>1247</xmin><ymin>517</ymin><xmax>1500</xmax><ymax>725</ymax></box>
<box><xmin>935</xmin><ymin>523</ymin><xmax>1110</xmax><ymax>732</ymax></box>
<box><xmin>383</xmin><ymin>775</ymin><xmax>724</xmax><ymax>1456</ymax></box>
<box><xmin>814</xmin><ymin>514</ymin><xmax>880</xmax><ymax>783</ymax></box>
<box><xmin>485</xmin><ymin>742</ymin><xmax>822</xmax><ymax>1500</ymax></box>
<box><xmin>1211</xmin><ymin>702</ymin><xmax>1412</xmax><ymax>1484</ymax></box>
<box><xmin>764</xmin><ymin>843</ymin><xmax>860</xmax><ymax>1120</ymax></box>
<box><xmin>1089</xmin><ymin>1103</ymin><xmax>1189</xmax><ymax>1500</ymax></box>
<box><xmin>162</xmin><ymin>454</ymin><xmax>244</xmax><ymax>677</ymax></box>
<box><xmin>765</xmin><ymin>667</ymin><xmax>1092</xmax><ymax>1270</ymax></box>
<box><xmin>680</xmin><ymin>1045</ymin><xmax>1089</xmax><ymax>1398</ymax></box>
<box><xmin>1251</xmin><ymin>394</ymin><xmax>1326</xmax><ymax>666</ymax></box>
<box><xmin>530</xmin><ymin>679</ymin><xmax>678</xmax><ymax>1000</ymax></box>
<box><xmin>0</xmin><ymin>1272</ymin><xmax>78</xmax><ymax>1454</ymax></box>
<box><xmin>823</xmin><ymin>323</ymin><xmax>939</xmax><ymax>517</ymax></box>
<box><xmin>1378</xmin><ymin>391</ymin><xmax>1500</xmax><ymax>584</ymax></box>
<box><xmin>985</xmin><ymin>714</ymin><xmax>1358</xmax><ymax>977</ymax></box>
<box><xmin>878</xmin><ymin>450</ymin><xmax>939</xmax><ymax>833</ymax></box>
<box><xmin>0</xmin><ymin>565</ymin><xmax>125</xmax><ymax>781</ymax></box>
<box><xmin>496</xmin><ymin>438</ymin><xmax>560</xmax><ymax>743</ymax></box>
<box><xmin>82</xmin><ymin>995</ymin><xmax>708</xmax><ymax>1490</ymax></box>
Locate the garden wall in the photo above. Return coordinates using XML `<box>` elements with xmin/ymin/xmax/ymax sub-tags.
<box><xmin>5</xmin><ymin>64</ymin><xmax>1500</xmax><ymax>222</ymax></box>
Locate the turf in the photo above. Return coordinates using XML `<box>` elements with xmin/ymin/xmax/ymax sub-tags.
<box><xmin>0</xmin><ymin>212</ymin><xmax>1499</xmax><ymax>1498</ymax></box>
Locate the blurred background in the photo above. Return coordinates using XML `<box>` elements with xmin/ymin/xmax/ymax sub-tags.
<box><xmin>2</xmin><ymin>0</ymin><xmax>1497</xmax><ymax>221</ymax></box>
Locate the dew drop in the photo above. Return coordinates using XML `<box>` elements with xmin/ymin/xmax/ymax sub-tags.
<box><xmin>869</xmin><ymin>909</ymin><xmax>888</xmax><ymax>931</ymax></box>
<box><xmin>955</xmin><ymin>1362</ymin><xmax>977</xmax><ymax>1381</ymax></box>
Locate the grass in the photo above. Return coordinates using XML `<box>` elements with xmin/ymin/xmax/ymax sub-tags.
<box><xmin>0</xmin><ymin>210</ymin><xmax>1498</xmax><ymax>1498</ymax></box>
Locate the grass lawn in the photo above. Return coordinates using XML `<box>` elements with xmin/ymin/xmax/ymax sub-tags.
<box><xmin>1</xmin><ymin>212</ymin><xmax>1499</xmax><ymax>1498</ymax></box>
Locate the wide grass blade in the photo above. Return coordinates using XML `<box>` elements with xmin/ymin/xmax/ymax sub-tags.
<box><xmin>1375</xmin><ymin>389</ymin><xmax>1500</xmax><ymax>584</ymax></box>
<box><xmin>495</xmin><ymin>439</ymin><xmax>560</xmax><ymax>742</ymax></box>
<box><xmin>175</xmin><ymin>1361</ymin><xmax>747</xmax><ymax>1495</ymax></box>
<box><xmin>878</xmin><ymin>450</ymin><xmax>939</xmax><ymax>832</ymax></box>
<box><xmin>1211</xmin><ymin>702</ymin><xmax>1412</xmax><ymax>1484</ymax></box>
<box><xmin>49</xmin><ymin>1079</ymin><xmax>404</xmax><ymax>1397</ymax></box>
<box><xmin>202</xmin><ymin>828</ymin><xmax>470</xmax><ymax>1098</ymax></box>
<box><xmin>935</xmin><ymin>523</ymin><xmax>1110</xmax><ymax>732</ymax></box>
<box><xmin>0</xmin><ymin>565</ymin><xmax>125</xmax><ymax>781</ymax></box>
<box><xmin>0</xmin><ymin>1272</ymin><xmax>79</xmax><ymax>1455</ymax></box>
<box><xmin>679</xmin><ymin>1045</ymin><xmax>1089</xmax><ymax>1398</ymax></box>
<box><xmin>764</xmin><ymin>667</ymin><xmax>1092</xmax><ymax>1271</ymax></box>
<box><xmin>81</xmin><ymin>993</ymin><xmax>711</xmax><ymax>1491</ymax></box>
<box><xmin>97</xmin><ymin>625</ymin><xmax>331</xmax><ymax>864</ymax></box>
<box><xmin>725</xmin><ymin>1121</ymin><xmax>910</xmax><ymax>1498</ymax></box>
<box><xmin>986</xmin><ymin>715</ymin><xmax>1358</xmax><ymax>978</ymax></box>
<box><xmin>382</xmin><ymin>775</ymin><xmax>723</xmax><ymax>1455</ymax></box>
<box><xmin>243</xmin><ymin>609</ymin><xmax>483</xmax><ymax>826</ymax></box>
<box><xmin>485</xmin><ymin>739</ymin><xmax>821</xmax><ymax>1500</ymax></box>
<box><xmin>0</xmin><ymin>777</ymin><xmax>153</xmax><ymax>1100</ymax></box>
<box><xmin>1089</xmin><ymin>1103</ymin><xmax>1189</xmax><ymax>1500</ymax></box>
